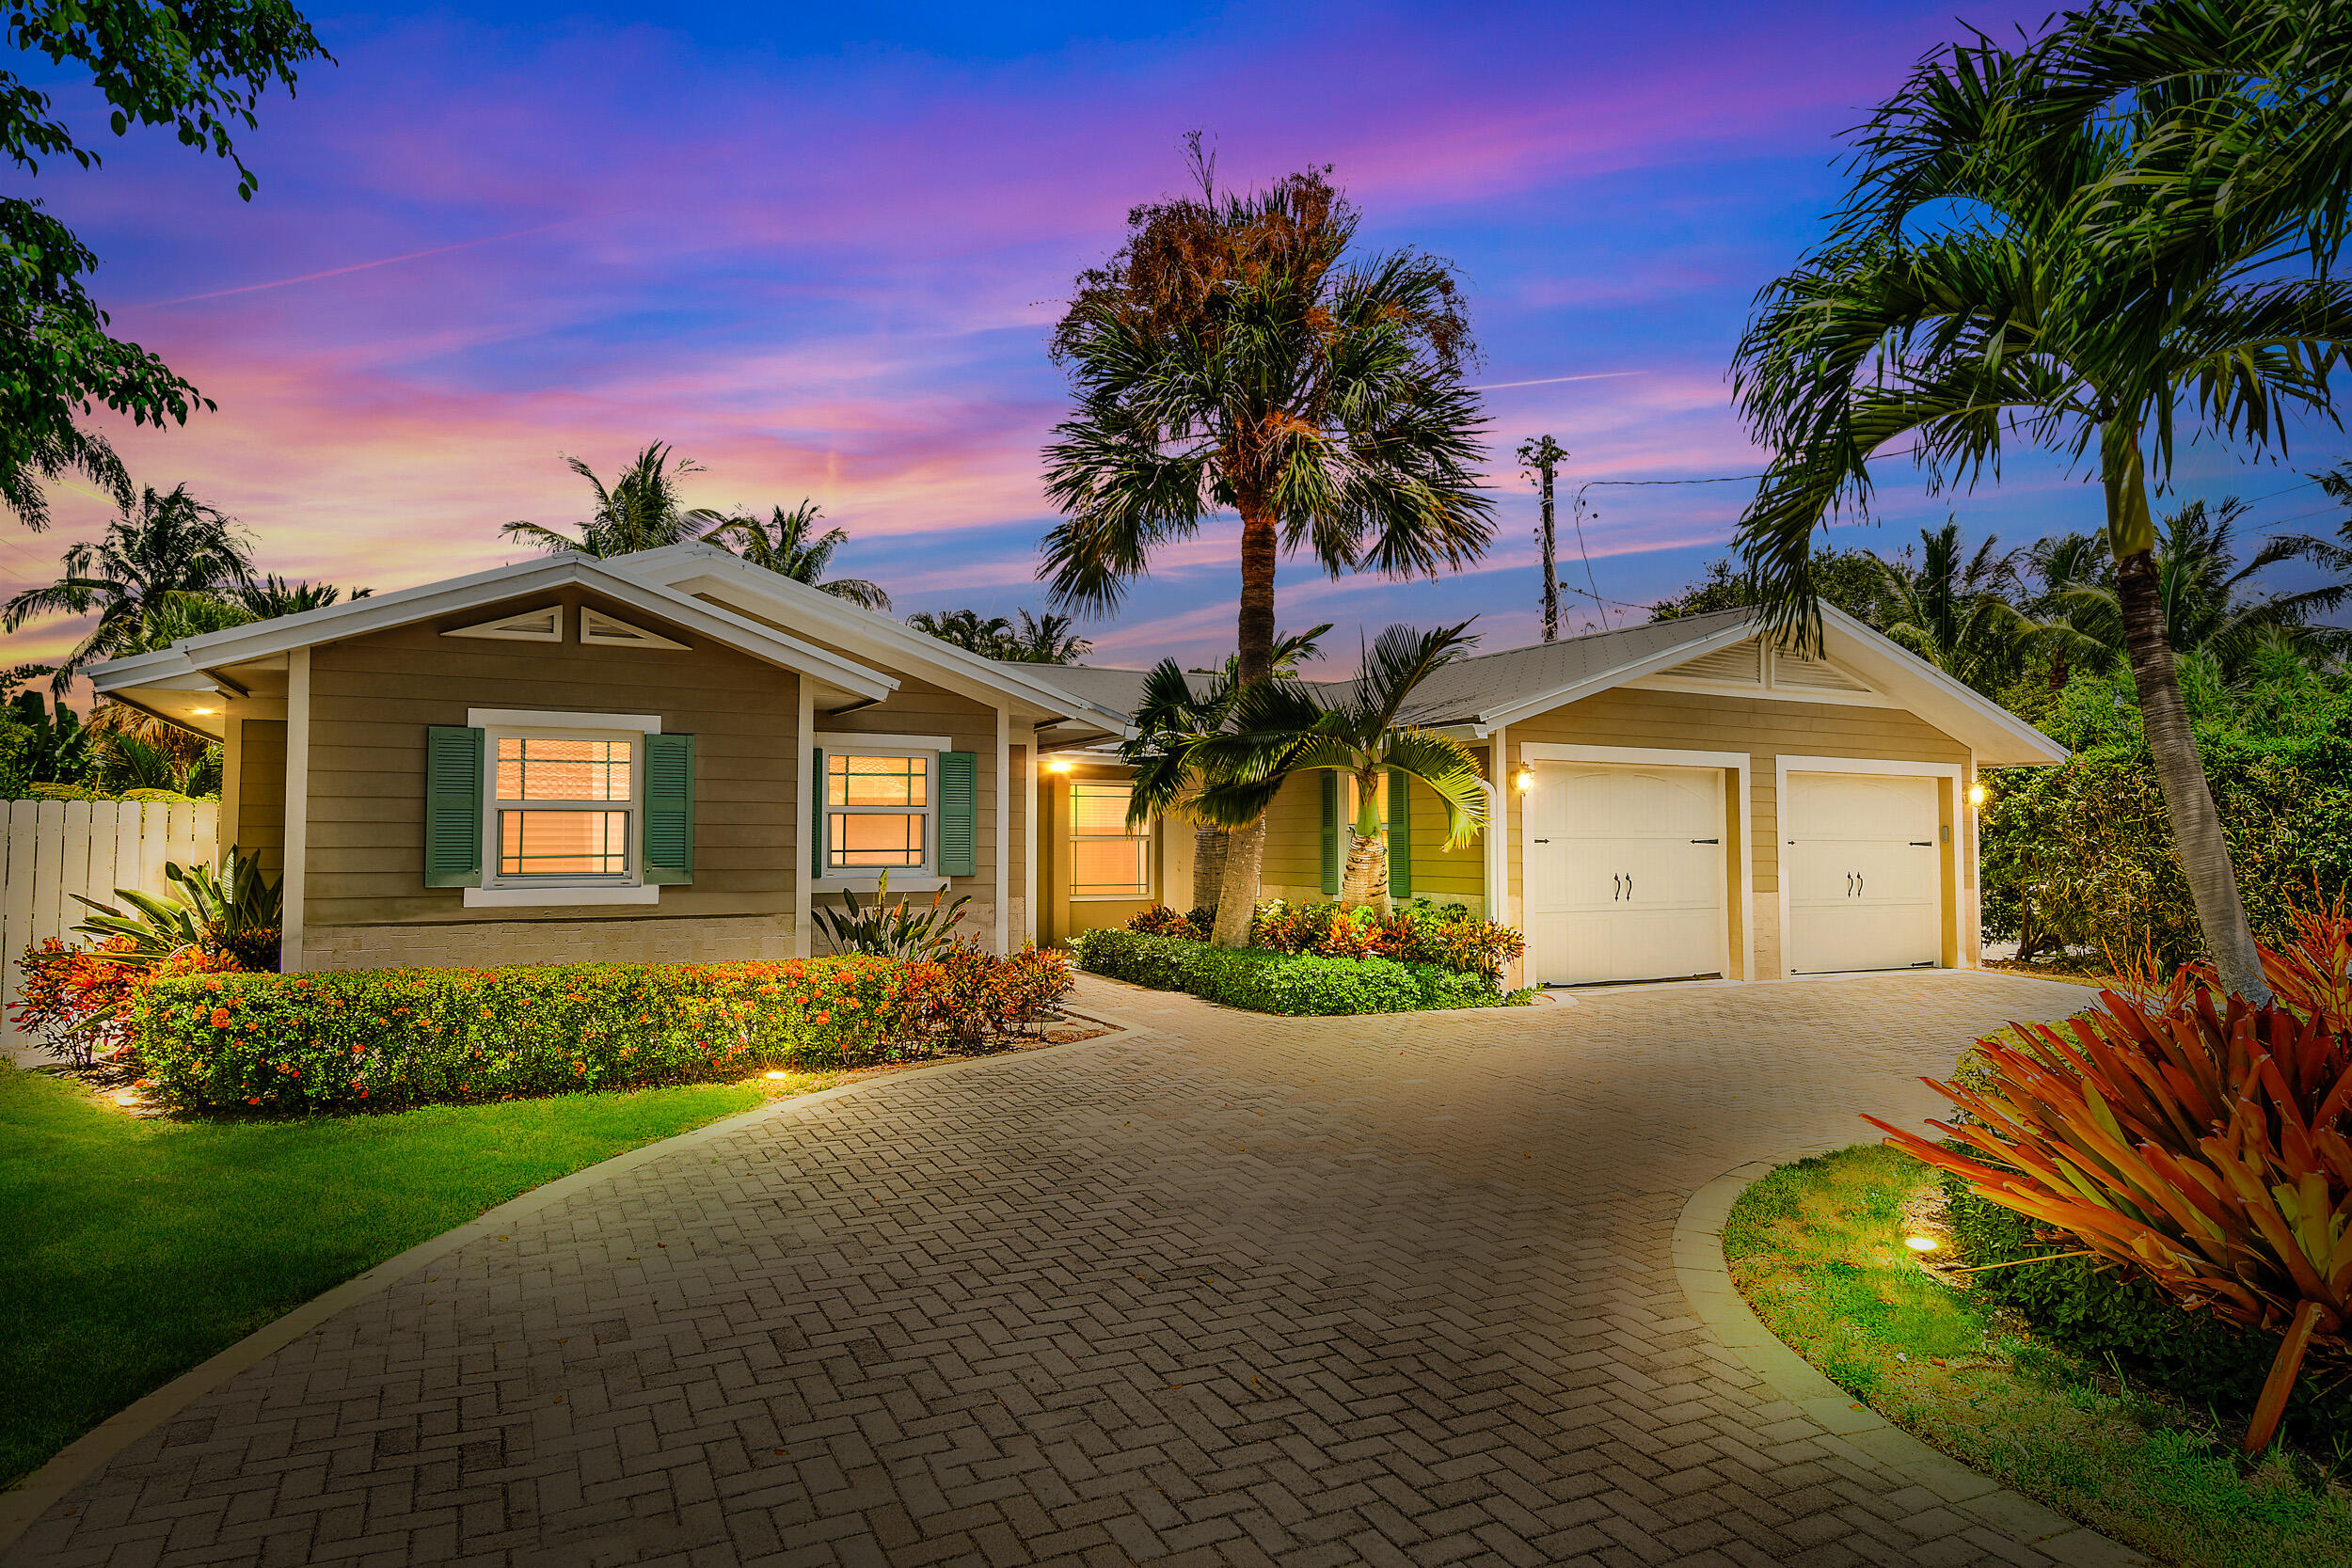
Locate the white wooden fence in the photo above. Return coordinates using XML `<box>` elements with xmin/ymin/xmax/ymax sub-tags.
<box><xmin>1</xmin><ymin>798</ymin><xmax>219</xmax><ymax>1051</ymax></box>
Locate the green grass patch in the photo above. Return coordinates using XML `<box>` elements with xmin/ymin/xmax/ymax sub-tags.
<box><xmin>1724</xmin><ymin>1143</ymin><xmax>2352</xmax><ymax>1568</ymax></box>
<box><xmin>0</xmin><ymin>1064</ymin><xmax>837</xmax><ymax>1487</ymax></box>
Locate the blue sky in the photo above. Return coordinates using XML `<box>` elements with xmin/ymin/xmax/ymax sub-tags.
<box><xmin>7</xmin><ymin>0</ymin><xmax>2347</xmax><ymax>675</ymax></box>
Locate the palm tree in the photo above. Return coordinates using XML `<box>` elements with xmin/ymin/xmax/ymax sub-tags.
<box><xmin>1119</xmin><ymin>624</ymin><xmax>1330</xmax><ymax>914</ymax></box>
<box><xmin>2040</xmin><ymin>497</ymin><xmax>2349</xmax><ymax>678</ymax></box>
<box><xmin>1040</xmin><ymin>149</ymin><xmax>1493</xmax><ymax>946</ymax></box>
<box><xmin>1864</xmin><ymin>521</ymin><xmax>2056</xmax><ymax>696</ymax></box>
<box><xmin>998</xmin><ymin>610</ymin><xmax>1091</xmax><ymax>664</ymax></box>
<box><xmin>2</xmin><ymin>484</ymin><xmax>253</xmax><ymax>689</ymax></box>
<box><xmin>1185</xmin><ymin>622</ymin><xmax>1489</xmax><ymax>918</ymax></box>
<box><xmin>905</xmin><ymin>608</ymin><xmax>1013</xmax><ymax>657</ymax></box>
<box><xmin>1730</xmin><ymin>40</ymin><xmax>2350</xmax><ymax>1002</ymax></box>
<box><xmin>233</xmin><ymin>575</ymin><xmax>369</xmax><ymax>619</ymax></box>
<box><xmin>500</xmin><ymin>443</ymin><xmax>723</xmax><ymax>558</ymax></box>
<box><xmin>702</xmin><ymin>499</ymin><xmax>892</xmax><ymax>610</ymax></box>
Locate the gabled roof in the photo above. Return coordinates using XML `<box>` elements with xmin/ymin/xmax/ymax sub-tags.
<box><xmin>87</xmin><ymin>553</ymin><xmax>898</xmax><ymax>736</ymax></box>
<box><xmin>1016</xmin><ymin>606</ymin><xmax>2064</xmax><ymax>767</ymax></box>
<box><xmin>612</xmin><ymin>542</ymin><xmax>1135</xmax><ymax>736</ymax></box>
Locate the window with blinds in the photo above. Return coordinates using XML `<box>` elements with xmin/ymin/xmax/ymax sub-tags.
<box><xmin>1069</xmin><ymin>781</ymin><xmax>1149</xmax><ymax>898</ymax></box>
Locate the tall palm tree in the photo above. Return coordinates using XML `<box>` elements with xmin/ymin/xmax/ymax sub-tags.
<box><xmin>997</xmin><ymin>610</ymin><xmax>1091</xmax><ymax>664</ymax></box>
<box><xmin>1864</xmin><ymin>521</ymin><xmax>2054</xmax><ymax>696</ymax></box>
<box><xmin>703</xmin><ymin>499</ymin><xmax>892</xmax><ymax>610</ymax></box>
<box><xmin>1040</xmin><ymin>150</ymin><xmax>1493</xmax><ymax>946</ymax></box>
<box><xmin>1730</xmin><ymin>39</ymin><xmax>2350</xmax><ymax>1002</ymax></box>
<box><xmin>1120</xmin><ymin>623</ymin><xmax>1330</xmax><ymax>913</ymax></box>
<box><xmin>905</xmin><ymin>608</ymin><xmax>1013</xmax><ymax>657</ymax></box>
<box><xmin>2041</xmin><ymin>497</ymin><xmax>2350</xmax><ymax>678</ymax></box>
<box><xmin>1185</xmin><ymin>622</ymin><xmax>1488</xmax><ymax>918</ymax></box>
<box><xmin>500</xmin><ymin>443</ymin><xmax>723</xmax><ymax>558</ymax></box>
<box><xmin>2</xmin><ymin>483</ymin><xmax>253</xmax><ymax>689</ymax></box>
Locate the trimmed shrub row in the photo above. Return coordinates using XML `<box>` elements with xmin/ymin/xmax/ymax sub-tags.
<box><xmin>134</xmin><ymin>948</ymin><xmax>1071</xmax><ymax>1114</ymax></box>
<box><xmin>1073</xmin><ymin>927</ymin><xmax>1526</xmax><ymax>1015</ymax></box>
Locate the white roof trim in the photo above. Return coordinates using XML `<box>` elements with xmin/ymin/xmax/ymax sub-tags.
<box><xmin>1471</xmin><ymin>608</ymin><xmax>2063</xmax><ymax>767</ymax></box>
<box><xmin>86</xmin><ymin>554</ymin><xmax>896</xmax><ymax>705</ymax></box>
<box><xmin>613</xmin><ymin>542</ymin><xmax>1135</xmax><ymax>734</ymax></box>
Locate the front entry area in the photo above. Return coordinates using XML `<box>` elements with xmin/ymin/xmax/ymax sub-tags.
<box><xmin>1523</xmin><ymin>761</ymin><xmax>1728</xmax><ymax>986</ymax></box>
<box><xmin>1785</xmin><ymin>770</ymin><xmax>1944</xmax><ymax>974</ymax></box>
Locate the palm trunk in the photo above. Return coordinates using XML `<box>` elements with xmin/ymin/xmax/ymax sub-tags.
<box><xmin>1211</xmin><ymin>499</ymin><xmax>1281</xmax><ymax>948</ymax></box>
<box><xmin>2105</xmin><ymin>424</ymin><xmax>2269</xmax><ymax>1003</ymax></box>
<box><xmin>1192</xmin><ymin>824</ymin><xmax>1229</xmax><ymax>916</ymax></box>
<box><xmin>1340</xmin><ymin>830</ymin><xmax>1388</xmax><ymax>911</ymax></box>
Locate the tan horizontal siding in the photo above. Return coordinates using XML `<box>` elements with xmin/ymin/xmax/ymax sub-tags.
<box><xmin>815</xmin><ymin>673</ymin><xmax>1009</xmax><ymax>916</ymax></box>
<box><xmin>236</xmin><ymin>720</ymin><xmax>286</xmax><ymax>876</ymax></box>
<box><xmin>301</xmin><ymin>587</ymin><xmax>798</xmax><ymax>929</ymax></box>
<box><xmin>1259</xmin><ymin>772</ymin><xmax>1323</xmax><ymax>892</ymax></box>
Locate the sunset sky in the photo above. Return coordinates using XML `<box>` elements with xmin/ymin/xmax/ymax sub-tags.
<box><xmin>8</xmin><ymin>0</ymin><xmax>2350</xmax><ymax>683</ymax></box>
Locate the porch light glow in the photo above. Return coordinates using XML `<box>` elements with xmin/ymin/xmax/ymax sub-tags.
<box><xmin>1046</xmin><ymin>758</ymin><xmax>1072</xmax><ymax>773</ymax></box>
<box><xmin>191</xmin><ymin>706</ymin><xmax>216</xmax><ymax>715</ymax></box>
<box><xmin>1513</xmin><ymin>767</ymin><xmax>1535</xmax><ymax>793</ymax></box>
<box><xmin>1967</xmin><ymin>783</ymin><xmax>1987</xmax><ymax>806</ymax></box>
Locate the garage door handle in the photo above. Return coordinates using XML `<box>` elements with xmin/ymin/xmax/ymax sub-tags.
<box><xmin>1613</xmin><ymin>873</ymin><xmax>1623</xmax><ymax>900</ymax></box>
<box><xmin>1846</xmin><ymin>873</ymin><xmax>1855</xmax><ymax>896</ymax></box>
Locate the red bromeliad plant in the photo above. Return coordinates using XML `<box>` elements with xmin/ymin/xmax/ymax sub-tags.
<box><xmin>1869</xmin><ymin>904</ymin><xmax>2352</xmax><ymax>1455</ymax></box>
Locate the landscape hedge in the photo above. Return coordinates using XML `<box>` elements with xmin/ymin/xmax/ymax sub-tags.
<box><xmin>134</xmin><ymin>949</ymin><xmax>1069</xmax><ymax>1114</ymax></box>
<box><xmin>1072</xmin><ymin>927</ymin><xmax>1523</xmax><ymax>1015</ymax></box>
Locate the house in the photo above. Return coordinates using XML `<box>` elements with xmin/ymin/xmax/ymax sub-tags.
<box><xmin>1027</xmin><ymin>606</ymin><xmax>2065</xmax><ymax>986</ymax></box>
<box><xmin>89</xmin><ymin>546</ymin><xmax>2061</xmax><ymax>986</ymax></box>
<box><xmin>87</xmin><ymin>544</ymin><xmax>1129</xmax><ymax>972</ymax></box>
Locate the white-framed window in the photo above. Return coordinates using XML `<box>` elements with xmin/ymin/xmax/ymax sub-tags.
<box><xmin>1069</xmin><ymin>780</ymin><xmax>1151</xmax><ymax>899</ymax></box>
<box><xmin>479</xmin><ymin>715</ymin><xmax>645</xmax><ymax>893</ymax></box>
<box><xmin>814</xmin><ymin>732</ymin><xmax>950</xmax><ymax>886</ymax></box>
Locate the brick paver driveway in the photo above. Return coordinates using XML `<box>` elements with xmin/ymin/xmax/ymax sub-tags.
<box><xmin>10</xmin><ymin>971</ymin><xmax>2098</xmax><ymax>1568</ymax></box>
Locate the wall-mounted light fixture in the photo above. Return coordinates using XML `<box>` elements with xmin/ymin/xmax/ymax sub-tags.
<box><xmin>1513</xmin><ymin>766</ymin><xmax>1535</xmax><ymax>794</ymax></box>
<box><xmin>191</xmin><ymin>706</ymin><xmax>217</xmax><ymax>716</ymax></box>
<box><xmin>1046</xmin><ymin>757</ymin><xmax>1073</xmax><ymax>774</ymax></box>
<box><xmin>1967</xmin><ymin>783</ymin><xmax>1987</xmax><ymax>807</ymax></box>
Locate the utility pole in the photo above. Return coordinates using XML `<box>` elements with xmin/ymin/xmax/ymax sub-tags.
<box><xmin>1517</xmin><ymin>435</ymin><xmax>1567</xmax><ymax>641</ymax></box>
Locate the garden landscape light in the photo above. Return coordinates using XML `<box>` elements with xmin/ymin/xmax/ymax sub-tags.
<box><xmin>1905</xmin><ymin>1235</ymin><xmax>1939</xmax><ymax>1252</ymax></box>
<box><xmin>764</xmin><ymin>1070</ymin><xmax>787</xmax><ymax>1081</ymax></box>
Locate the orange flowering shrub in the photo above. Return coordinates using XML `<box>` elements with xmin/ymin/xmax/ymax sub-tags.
<box><xmin>134</xmin><ymin>949</ymin><xmax>1072</xmax><ymax>1114</ymax></box>
<box><xmin>12</xmin><ymin>939</ymin><xmax>246</xmax><ymax>1065</ymax></box>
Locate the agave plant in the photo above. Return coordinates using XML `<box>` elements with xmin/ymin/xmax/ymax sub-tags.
<box><xmin>72</xmin><ymin>845</ymin><xmax>282</xmax><ymax>971</ymax></box>
<box><xmin>808</xmin><ymin>870</ymin><xmax>972</xmax><ymax>960</ymax></box>
<box><xmin>1870</xmin><ymin>904</ymin><xmax>2352</xmax><ymax>1455</ymax></box>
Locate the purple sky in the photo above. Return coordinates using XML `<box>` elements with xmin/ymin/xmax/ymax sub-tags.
<box><xmin>8</xmin><ymin>0</ymin><xmax>2349</xmax><ymax>681</ymax></box>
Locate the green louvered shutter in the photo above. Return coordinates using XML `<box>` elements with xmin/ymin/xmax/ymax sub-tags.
<box><xmin>642</xmin><ymin>733</ymin><xmax>695</xmax><ymax>884</ymax></box>
<box><xmin>423</xmin><ymin>725</ymin><xmax>485</xmax><ymax>888</ymax></box>
<box><xmin>1319</xmin><ymin>772</ymin><xmax>1339</xmax><ymax>895</ymax></box>
<box><xmin>810</xmin><ymin>746</ymin><xmax>827</xmax><ymax>879</ymax></box>
<box><xmin>1388</xmin><ymin>768</ymin><xmax>1411</xmax><ymax>898</ymax></box>
<box><xmin>938</xmin><ymin>751</ymin><xmax>977</xmax><ymax>877</ymax></box>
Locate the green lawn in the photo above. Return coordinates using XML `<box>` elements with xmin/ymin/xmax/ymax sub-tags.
<box><xmin>0</xmin><ymin>1065</ymin><xmax>837</xmax><ymax>1488</ymax></box>
<box><xmin>1724</xmin><ymin>1144</ymin><xmax>2352</xmax><ymax>1568</ymax></box>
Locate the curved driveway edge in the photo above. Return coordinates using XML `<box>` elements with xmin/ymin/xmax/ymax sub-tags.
<box><xmin>0</xmin><ymin>1007</ymin><xmax>1151</xmax><ymax>1557</ymax></box>
<box><xmin>1673</xmin><ymin>1158</ymin><xmax>2149</xmax><ymax>1567</ymax></box>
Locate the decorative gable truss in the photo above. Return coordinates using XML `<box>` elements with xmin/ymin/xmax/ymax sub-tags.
<box><xmin>581</xmin><ymin>607</ymin><xmax>688</xmax><ymax>650</ymax></box>
<box><xmin>1631</xmin><ymin>637</ymin><xmax>1890</xmax><ymax>706</ymax></box>
<box><xmin>441</xmin><ymin>605</ymin><xmax>563</xmax><ymax>642</ymax></box>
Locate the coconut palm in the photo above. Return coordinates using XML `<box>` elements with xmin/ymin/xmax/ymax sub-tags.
<box><xmin>1730</xmin><ymin>39</ymin><xmax>2352</xmax><ymax>1001</ymax></box>
<box><xmin>1863</xmin><ymin>521</ymin><xmax>2058</xmax><ymax>696</ymax></box>
<box><xmin>500</xmin><ymin>443</ymin><xmax>723</xmax><ymax>558</ymax></box>
<box><xmin>702</xmin><ymin>499</ymin><xmax>892</xmax><ymax>611</ymax></box>
<box><xmin>1040</xmin><ymin>150</ymin><xmax>1493</xmax><ymax>945</ymax></box>
<box><xmin>1118</xmin><ymin>624</ymin><xmax>1330</xmax><ymax>912</ymax></box>
<box><xmin>998</xmin><ymin>610</ymin><xmax>1091</xmax><ymax>664</ymax></box>
<box><xmin>905</xmin><ymin>608</ymin><xmax>1013</xmax><ymax>657</ymax></box>
<box><xmin>2039</xmin><ymin>497</ymin><xmax>2350</xmax><ymax>678</ymax></box>
<box><xmin>233</xmin><ymin>575</ymin><xmax>368</xmax><ymax>619</ymax></box>
<box><xmin>1185</xmin><ymin>621</ymin><xmax>1487</xmax><ymax>918</ymax></box>
<box><xmin>2</xmin><ymin>483</ymin><xmax>253</xmax><ymax>689</ymax></box>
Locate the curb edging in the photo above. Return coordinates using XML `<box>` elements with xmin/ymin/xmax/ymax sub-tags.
<box><xmin>1675</xmin><ymin>1155</ymin><xmax>2149</xmax><ymax>1567</ymax></box>
<box><xmin>0</xmin><ymin>1001</ymin><xmax>1155</xmax><ymax>1554</ymax></box>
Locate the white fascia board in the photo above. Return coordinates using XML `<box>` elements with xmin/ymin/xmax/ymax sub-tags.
<box><xmin>618</xmin><ymin>544</ymin><xmax>1136</xmax><ymax>734</ymax></box>
<box><xmin>1473</xmin><ymin>617</ymin><xmax>1764</xmax><ymax>732</ymax></box>
<box><xmin>1815</xmin><ymin>606</ymin><xmax>2066</xmax><ymax>766</ymax></box>
<box><xmin>83</xmin><ymin>553</ymin><xmax>897</xmax><ymax>705</ymax></box>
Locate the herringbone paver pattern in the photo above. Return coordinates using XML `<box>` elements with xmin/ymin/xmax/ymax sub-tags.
<box><xmin>8</xmin><ymin>971</ymin><xmax>2096</xmax><ymax>1567</ymax></box>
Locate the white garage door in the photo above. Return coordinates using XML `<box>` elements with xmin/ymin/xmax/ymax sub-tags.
<box><xmin>1524</xmin><ymin>763</ymin><xmax>1726</xmax><ymax>986</ymax></box>
<box><xmin>1786</xmin><ymin>772</ymin><xmax>1943</xmax><ymax>974</ymax></box>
